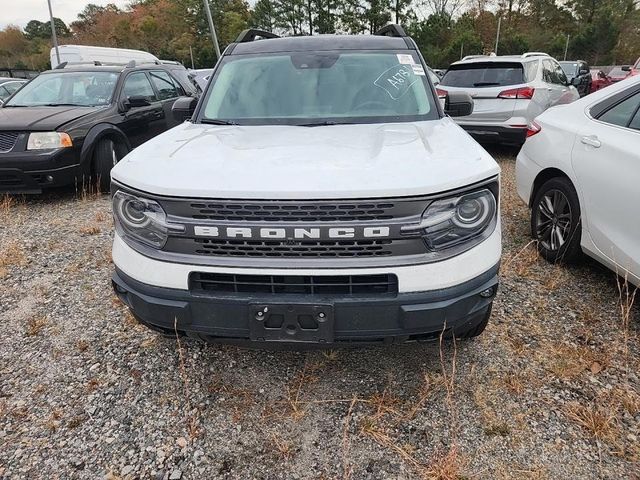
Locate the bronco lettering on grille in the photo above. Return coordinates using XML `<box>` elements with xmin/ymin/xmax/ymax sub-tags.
<box><xmin>193</xmin><ymin>226</ymin><xmax>391</xmax><ymax>239</ymax></box>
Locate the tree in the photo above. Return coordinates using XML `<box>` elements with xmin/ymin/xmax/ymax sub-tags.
<box><xmin>24</xmin><ymin>18</ymin><xmax>70</xmax><ymax>40</ymax></box>
<box><xmin>252</xmin><ymin>0</ymin><xmax>277</xmax><ymax>31</ymax></box>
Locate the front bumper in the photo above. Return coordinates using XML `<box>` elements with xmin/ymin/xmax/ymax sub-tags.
<box><xmin>0</xmin><ymin>147</ymin><xmax>82</xmax><ymax>193</ymax></box>
<box><xmin>112</xmin><ymin>264</ymin><xmax>499</xmax><ymax>347</ymax></box>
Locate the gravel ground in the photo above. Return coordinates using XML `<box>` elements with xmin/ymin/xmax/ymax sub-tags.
<box><xmin>1</xmin><ymin>148</ymin><xmax>639</xmax><ymax>479</ymax></box>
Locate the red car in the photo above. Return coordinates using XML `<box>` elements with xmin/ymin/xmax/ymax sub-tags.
<box><xmin>623</xmin><ymin>58</ymin><xmax>640</xmax><ymax>77</ymax></box>
<box><xmin>590</xmin><ymin>69</ymin><xmax>613</xmax><ymax>92</ymax></box>
<box><xmin>608</xmin><ymin>66</ymin><xmax>631</xmax><ymax>82</ymax></box>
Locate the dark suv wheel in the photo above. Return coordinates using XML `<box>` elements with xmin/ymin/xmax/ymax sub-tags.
<box><xmin>531</xmin><ymin>177</ymin><xmax>582</xmax><ymax>263</ymax></box>
<box><xmin>92</xmin><ymin>138</ymin><xmax>126</xmax><ymax>192</ymax></box>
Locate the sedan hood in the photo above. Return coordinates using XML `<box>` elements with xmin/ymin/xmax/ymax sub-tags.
<box><xmin>0</xmin><ymin>106</ymin><xmax>100</xmax><ymax>131</ymax></box>
<box><xmin>112</xmin><ymin>118</ymin><xmax>500</xmax><ymax>199</ymax></box>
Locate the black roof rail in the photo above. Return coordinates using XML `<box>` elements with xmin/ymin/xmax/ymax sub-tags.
<box><xmin>235</xmin><ymin>29</ymin><xmax>280</xmax><ymax>43</ymax></box>
<box><xmin>374</xmin><ymin>24</ymin><xmax>407</xmax><ymax>38</ymax></box>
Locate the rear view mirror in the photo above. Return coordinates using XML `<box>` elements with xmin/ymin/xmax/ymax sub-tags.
<box><xmin>172</xmin><ymin>96</ymin><xmax>198</xmax><ymax>121</ymax></box>
<box><xmin>444</xmin><ymin>91</ymin><xmax>474</xmax><ymax>117</ymax></box>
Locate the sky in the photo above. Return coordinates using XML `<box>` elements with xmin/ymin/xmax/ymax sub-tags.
<box><xmin>1</xmin><ymin>0</ymin><xmax>130</xmax><ymax>29</ymax></box>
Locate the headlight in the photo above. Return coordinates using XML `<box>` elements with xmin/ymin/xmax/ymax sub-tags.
<box><xmin>402</xmin><ymin>188</ymin><xmax>497</xmax><ymax>252</ymax></box>
<box><xmin>27</xmin><ymin>132</ymin><xmax>73</xmax><ymax>150</ymax></box>
<box><xmin>113</xmin><ymin>191</ymin><xmax>183</xmax><ymax>249</ymax></box>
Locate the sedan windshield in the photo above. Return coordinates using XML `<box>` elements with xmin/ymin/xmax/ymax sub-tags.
<box><xmin>5</xmin><ymin>71</ymin><xmax>118</xmax><ymax>107</ymax></box>
<box><xmin>199</xmin><ymin>51</ymin><xmax>438</xmax><ymax>125</ymax></box>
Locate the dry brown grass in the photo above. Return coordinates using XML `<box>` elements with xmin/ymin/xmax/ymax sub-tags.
<box><xmin>25</xmin><ymin>315</ymin><xmax>48</xmax><ymax>337</ymax></box>
<box><xmin>565</xmin><ymin>401</ymin><xmax>620</xmax><ymax>446</ymax></box>
<box><xmin>0</xmin><ymin>241</ymin><xmax>27</xmax><ymax>268</ymax></box>
<box><xmin>79</xmin><ymin>224</ymin><xmax>101</xmax><ymax>235</ymax></box>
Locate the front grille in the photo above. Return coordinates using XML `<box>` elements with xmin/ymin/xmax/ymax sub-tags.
<box><xmin>0</xmin><ymin>132</ymin><xmax>19</xmax><ymax>153</ymax></box>
<box><xmin>190</xmin><ymin>238</ymin><xmax>401</xmax><ymax>257</ymax></box>
<box><xmin>187</xmin><ymin>200</ymin><xmax>397</xmax><ymax>222</ymax></box>
<box><xmin>190</xmin><ymin>272</ymin><xmax>398</xmax><ymax>295</ymax></box>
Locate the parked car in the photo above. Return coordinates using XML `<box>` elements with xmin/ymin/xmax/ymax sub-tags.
<box><xmin>111</xmin><ymin>26</ymin><xmax>502</xmax><ymax>347</ymax></box>
<box><xmin>51</xmin><ymin>45</ymin><xmax>160</xmax><ymax>69</ymax></box>
<box><xmin>0</xmin><ymin>78</ymin><xmax>27</xmax><ymax>105</ymax></box>
<box><xmin>560</xmin><ymin>60</ymin><xmax>591</xmax><ymax>97</ymax></box>
<box><xmin>0</xmin><ymin>61</ymin><xmax>199</xmax><ymax>193</ymax></box>
<box><xmin>607</xmin><ymin>66</ymin><xmax>630</xmax><ymax>83</ymax></box>
<box><xmin>590</xmin><ymin>69</ymin><xmax>613</xmax><ymax>92</ymax></box>
<box><xmin>188</xmin><ymin>68</ymin><xmax>213</xmax><ymax>90</ymax></box>
<box><xmin>623</xmin><ymin>57</ymin><xmax>640</xmax><ymax>77</ymax></box>
<box><xmin>438</xmin><ymin>52</ymin><xmax>580</xmax><ymax>145</ymax></box>
<box><xmin>516</xmin><ymin>75</ymin><xmax>640</xmax><ymax>286</ymax></box>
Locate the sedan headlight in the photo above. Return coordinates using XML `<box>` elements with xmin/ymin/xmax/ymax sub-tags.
<box><xmin>113</xmin><ymin>191</ymin><xmax>183</xmax><ymax>249</ymax></box>
<box><xmin>402</xmin><ymin>188</ymin><xmax>497</xmax><ymax>252</ymax></box>
<box><xmin>27</xmin><ymin>132</ymin><xmax>73</xmax><ymax>150</ymax></box>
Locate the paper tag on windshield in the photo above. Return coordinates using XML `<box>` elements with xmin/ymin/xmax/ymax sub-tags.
<box><xmin>397</xmin><ymin>54</ymin><xmax>414</xmax><ymax>65</ymax></box>
<box><xmin>411</xmin><ymin>64</ymin><xmax>426</xmax><ymax>76</ymax></box>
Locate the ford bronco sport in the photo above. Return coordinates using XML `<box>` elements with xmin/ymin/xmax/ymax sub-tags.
<box><xmin>111</xmin><ymin>26</ymin><xmax>501</xmax><ymax>347</ymax></box>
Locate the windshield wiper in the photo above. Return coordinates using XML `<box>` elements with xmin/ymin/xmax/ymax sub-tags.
<box><xmin>41</xmin><ymin>103</ymin><xmax>87</xmax><ymax>107</ymax></box>
<box><xmin>201</xmin><ymin>119</ymin><xmax>238</xmax><ymax>125</ymax></box>
<box><xmin>296</xmin><ymin>121</ymin><xmax>354</xmax><ymax>127</ymax></box>
<box><xmin>472</xmin><ymin>82</ymin><xmax>501</xmax><ymax>87</ymax></box>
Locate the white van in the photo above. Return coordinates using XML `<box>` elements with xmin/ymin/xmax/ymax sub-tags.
<box><xmin>50</xmin><ymin>45</ymin><xmax>160</xmax><ymax>68</ymax></box>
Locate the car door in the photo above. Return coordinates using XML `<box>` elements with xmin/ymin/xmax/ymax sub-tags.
<box><xmin>118</xmin><ymin>71</ymin><xmax>167</xmax><ymax>147</ymax></box>
<box><xmin>571</xmin><ymin>84</ymin><xmax>640</xmax><ymax>281</ymax></box>
<box><xmin>541</xmin><ymin>60</ymin><xmax>563</xmax><ymax>107</ymax></box>
<box><xmin>148</xmin><ymin>70</ymin><xmax>183</xmax><ymax>129</ymax></box>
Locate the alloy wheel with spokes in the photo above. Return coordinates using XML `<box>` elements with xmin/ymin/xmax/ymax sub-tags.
<box><xmin>531</xmin><ymin>177</ymin><xmax>582</xmax><ymax>263</ymax></box>
<box><xmin>535</xmin><ymin>189</ymin><xmax>572</xmax><ymax>251</ymax></box>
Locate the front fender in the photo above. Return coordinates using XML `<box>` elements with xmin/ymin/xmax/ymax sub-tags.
<box><xmin>80</xmin><ymin>124</ymin><xmax>131</xmax><ymax>166</ymax></box>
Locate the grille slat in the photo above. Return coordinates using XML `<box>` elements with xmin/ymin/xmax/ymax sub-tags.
<box><xmin>190</xmin><ymin>273</ymin><xmax>398</xmax><ymax>295</ymax></box>
<box><xmin>0</xmin><ymin>132</ymin><xmax>19</xmax><ymax>153</ymax></box>
<box><xmin>189</xmin><ymin>201</ymin><xmax>397</xmax><ymax>222</ymax></box>
<box><xmin>190</xmin><ymin>238</ymin><xmax>398</xmax><ymax>257</ymax></box>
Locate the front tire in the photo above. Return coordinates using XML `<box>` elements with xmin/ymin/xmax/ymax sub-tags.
<box><xmin>530</xmin><ymin>177</ymin><xmax>582</xmax><ymax>263</ymax></box>
<box><xmin>91</xmin><ymin>138</ymin><xmax>122</xmax><ymax>193</ymax></box>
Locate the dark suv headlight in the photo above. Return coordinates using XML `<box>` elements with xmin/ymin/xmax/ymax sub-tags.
<box><xmin>113</xmin><ymin>191</ymin><xmax>183</xmax><ymax>249</ymax></box>
<box><xmin>402</xmin><ymin>187</ymin><xmax>498</xmax><ymax>254</ymax></box>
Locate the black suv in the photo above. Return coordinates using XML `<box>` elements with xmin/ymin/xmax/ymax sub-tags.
<box><xmin>0</xmin><ymin>61</ymin><xmax>198</xmax><ymax>193</ymax></box>
<box><xmin>560</xmin><ymin>60</ymin><xmax>592</xmax><ymax>97</ymax></box>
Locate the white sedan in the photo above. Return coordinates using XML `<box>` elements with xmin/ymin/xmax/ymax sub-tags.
<box><xmin>516</xmin><ymin>74</ymin><xmax>640</xmax><ymax>286</ymax></box>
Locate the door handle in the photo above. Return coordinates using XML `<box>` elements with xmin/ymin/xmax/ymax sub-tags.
<box><xmin>581</xmin><ymin>135</ymin><xmax>601</xmax><ymax>148</ymax></box>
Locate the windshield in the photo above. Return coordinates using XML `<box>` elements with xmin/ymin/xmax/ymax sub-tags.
<box><xmin>441</xmin><ymin>62</ymin><xmax>526</xmax><ymax>88</ymax></box>
<box><xmin>560</xmin><ymin>62</ymin><xmax>578</xmax><ymax>77</ymax></box>
<box><xmin>199</xmin><ymin>51</ymin><xmax>438</xmax><ymax>125</ymax></box>
<box><xmin>5</xmin><ymin>71</ymin><xmax>118</xmax><ymax>107</ymax></box>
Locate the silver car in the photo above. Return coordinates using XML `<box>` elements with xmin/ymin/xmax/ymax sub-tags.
<box><xmin>438</xmin><ymin>53</ymin><xmax>580</xmax><ymax>145</ymax></box>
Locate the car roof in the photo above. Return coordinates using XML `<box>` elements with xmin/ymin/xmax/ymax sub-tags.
<box><xmin>0</xmin><ymin>77</ymin><xmax>24</xmax><ymax>82</ymax></box>
<box><xmin>38</xmin><ymin>63</ymin><xmax>183</xmax><ymax>75</ymax></box>
<box><xmin>230</xmin><ymin>34</ymin><xmax>410</xmax><ymax>55</ymax></box>
<box><xmin>451</xmin><ymin>55</ymin><xmax>544</xmax><ymax>66</ymax></box>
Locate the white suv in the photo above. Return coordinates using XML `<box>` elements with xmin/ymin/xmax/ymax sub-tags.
<box><xmin>438</xmin><ymin>53</ymin><xmax>580</xmax><ymax>145</ymax></box>
<box><xmin>110</xmin><ymin>26</ymin><xmax>501</xmax><ymax>347</ymax></box>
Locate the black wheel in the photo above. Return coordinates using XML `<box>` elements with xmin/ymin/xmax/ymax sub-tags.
<box><xmin>530</xmin><ymin>177</ymin><xmax>582</xmax><ymax>263</ymax></box>
<box><xmin>91</xmin><ymin>138</ymin><xmax>123</xmax><ymax>193</ymax></box>
<box><xmin>456</xmin><ymin>304</ymin><xmax>492</xmax><ymax>339</ymax></box>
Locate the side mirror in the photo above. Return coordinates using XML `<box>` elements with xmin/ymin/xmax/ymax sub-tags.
<box><xmin>172</xmin><ymin>96</ymin><xmax>198</xmax><ymax>120</ymax></box>
<box><xmin>579</xmin><ymin>68</ymin><xmax>589</xmax><ymax>75</ymax></box>
<box><xmin>622</xmin><ymin>65</ymin><xmax>631</xmax><ymax>72</ymax></box>
<box><xmin>444</xmin><ymin>91</ymin><xmax>473</xmax><ymax>117</ymax></box>
<box><xmin>571</xmin><ymin>77</ymin><xmax>581</xmax><ymax>86</ymax></box>
<box><xmin>124</xmin><ymin>95</ymin><xmax>151</xmax><ymax>109</ymax></box>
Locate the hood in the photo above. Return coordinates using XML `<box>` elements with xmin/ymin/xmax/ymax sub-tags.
<box><xmin>0</xmin><ymin>106</ymin><xmax>100</xmax><ymax>131</ymax></box>
<box><xmin>112</xmin><ymin>118</ymin><xmax>500</xmax><ymax>200</ymax></box>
